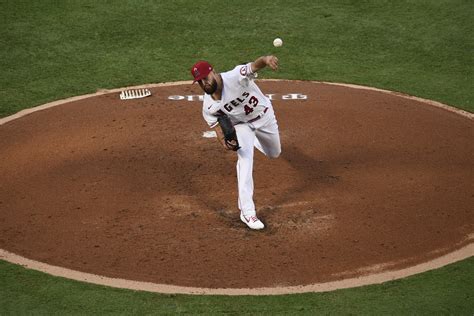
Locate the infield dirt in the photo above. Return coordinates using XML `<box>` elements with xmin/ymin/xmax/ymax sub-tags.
<box><xmin>0</xmin><ymin>81</ymin><xmax>472</xmax><ymax>290</ymax></box>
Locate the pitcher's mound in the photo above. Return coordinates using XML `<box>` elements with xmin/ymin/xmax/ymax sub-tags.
<box><xmin>0</xmin><ymin>80</ymin><xmax>472</xmax><ymax>290</ymax></box>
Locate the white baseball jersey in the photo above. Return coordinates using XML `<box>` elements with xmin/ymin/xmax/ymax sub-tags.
<box><xmin>202</xmin><ymin>63</ymin><xmax>272</xmax><ymax>127</ymax></box>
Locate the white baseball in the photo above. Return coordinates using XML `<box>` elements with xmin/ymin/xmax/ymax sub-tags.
<box><xmin>273</xmin><ymin>38</ymin><xmax>283</xmax><ymax>47</ymax></box>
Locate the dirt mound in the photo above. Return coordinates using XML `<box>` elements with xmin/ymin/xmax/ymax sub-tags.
<box><xmin>0</xmin><ymin>81</ymin><xmax>472</xmax><ymax>289</ymax></box>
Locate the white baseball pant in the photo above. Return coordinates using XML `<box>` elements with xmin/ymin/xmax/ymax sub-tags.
<box><xmin>234</xmin><ymin>112</ymin><xmax>281</xmax><ymax>216</ymax></box>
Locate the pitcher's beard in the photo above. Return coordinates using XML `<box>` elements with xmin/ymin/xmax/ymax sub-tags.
<box><xmin>204</xmin><ymin>80</ymin><xmax>218</xmax><ymax>94</ymax></box>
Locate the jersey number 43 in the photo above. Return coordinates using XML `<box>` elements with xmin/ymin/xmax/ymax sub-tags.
<box><xmin>244</xmin><ymin>96</ymin><xmax>259</xmax><ymax>115</ymax></box>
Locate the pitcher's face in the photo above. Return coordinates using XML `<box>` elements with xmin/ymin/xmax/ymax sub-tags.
<box><xmin>198</xmin><ymin>71</ymin><xmax>218</xmax><ymax>94</ymax></box>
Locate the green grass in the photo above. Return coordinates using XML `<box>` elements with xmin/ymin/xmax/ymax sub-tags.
<box><xmin>0</xmin><ymin>0</ymin><xmax>473</xmax><ymax>314</ymax></box>
<box><xmin>0</xmin><ymin>0</ymin><xmax>472</xmax><ymax>118</ymax></box>
<box><xmin>1</xmin><ymin>258</ymin><xmax>473</xmax><ymax>315</ymax></box>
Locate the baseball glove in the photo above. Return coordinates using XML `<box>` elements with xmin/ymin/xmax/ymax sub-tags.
<box><xmin>217</xmin><ymin>115</ymin><xmax>240</xmax><ymax>151</ymax></box>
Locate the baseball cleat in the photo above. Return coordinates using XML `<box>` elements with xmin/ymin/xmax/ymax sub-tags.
<box><xmin>240</xmin><ymin>213</ymin><xmax>265</xmax><ymax>230</ymax></box>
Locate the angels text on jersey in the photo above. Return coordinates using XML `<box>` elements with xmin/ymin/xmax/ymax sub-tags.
<box><xmin>219</xmin><ymin>91</ymin><xmax>261</xmax><ymax>116</ymax></box>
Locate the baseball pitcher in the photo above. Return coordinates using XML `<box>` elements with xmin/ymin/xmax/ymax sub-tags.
<box><xmin>191</xmin><ymin>56</ymin><xmax>281</xmax><ymax>230</ymax></box>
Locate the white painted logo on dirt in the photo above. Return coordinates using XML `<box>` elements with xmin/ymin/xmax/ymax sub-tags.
<box><xmin>168</xmin><ymin>93</ymin><xmax>307</xmax><ymax>102</ymax></box>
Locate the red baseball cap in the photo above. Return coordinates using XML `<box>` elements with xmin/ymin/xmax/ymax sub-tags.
<box><xmin>191</xmin><ymin>61</ymin><xmax>213</xmax><ymax>82</ymax></box>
